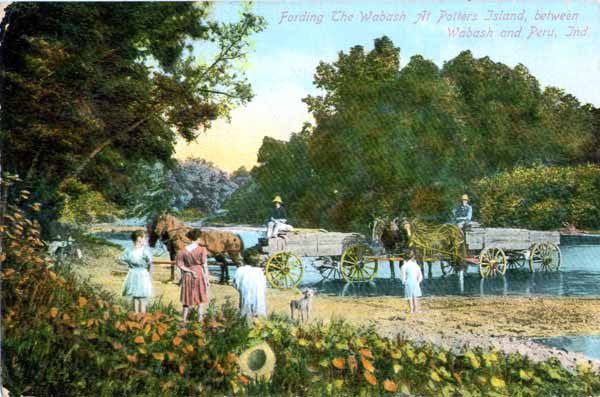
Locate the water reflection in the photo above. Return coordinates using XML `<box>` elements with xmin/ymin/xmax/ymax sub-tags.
<box><xmin>306</xmin><ymin>270</ymin><xmax>600</xmax><ymax>298</ymax></box>
<box><xmin>534</xmin><ymin>336</ymin><xmax>600</xmax><ymax>360</ymax></box>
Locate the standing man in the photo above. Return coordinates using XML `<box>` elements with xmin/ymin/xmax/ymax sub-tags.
<box><xmin>266</xmin><ymin>195</ymin><xmax>293</xmax><ymax>238</ymax></box>
<box><xmin>452</xmin><ymin>194</ymin><xmax>473</xmax><ymax>229</ymax></box>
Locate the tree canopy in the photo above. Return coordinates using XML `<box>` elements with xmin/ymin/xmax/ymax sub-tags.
<box><xmin>0</xmin><ymin>2</ymin><xmax>265</xmax><ymax>229</ymax></box>
<box><xmin>226</xmin><ymin>36</ymin><xmax>597</xmax><ymax>232</ymax></box>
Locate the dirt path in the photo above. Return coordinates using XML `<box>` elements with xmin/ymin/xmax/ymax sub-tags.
<box><xmin>77</xmin><ymin>245</ymin><xmax>600</xmax><ymax>370</ymax></box>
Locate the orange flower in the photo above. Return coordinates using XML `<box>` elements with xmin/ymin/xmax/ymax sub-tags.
<box><xmin>363</xmin><ymin>371</ymin><xmax>377</xmax><ymax>386</ymax></box>
<box><xmin>184</xmin><ymin>344</ymin><xmax>194</xmax><ymax>354</ymax></box>
<box><xmin>152</xmin><ymin>352</ymin><xmax>165</xmax><ymax>361</ymax></box>
<box><xmin>127</xmin><ymin>354</ymin><xmax>138</xmax><ymax>364</ymax></box>
<box><xmin>177</xmin><ymin>329</ymin><xmax>188</xmax><ymax>337</ymax></box>
<box><xmin>50</xmin><ymin>308</ymin><xmax>58</xmax><ymax>318</ymax></box>
<box><xmin>173</xmin><ymin>336</ymin><xmax>182</xmax><ymax>347</ymax></box>
<box><xmin>239</xmin><ymin>374</ymin><xmax>250</xmax><ymax>385</ymax></box>
<box><xmin>178</xmin><ymin>364</ymin><xmax>185</xmax><ymax>376</ymax></box>
<box><xmin>332</xmin><ymin>358</ymin><xmax>345</xmax><ymax>370</ymax></box>
<box><xmin>167</xmin><ymin>351</ymin><xmax>176</xmax><ymax>361</ymax></box>
<box><xmin>157</xmin><ymin>323</ymin><xmax>168</xmax><ymax>336</ymax></box>
<box><xmin>361</xmin><ymin>357</ymin><xmax>375</xmax><ymax>373</ymax></box>
<box><xmin>348</xmin><ymin>355</ymin><xmax>358</xmax><ymax>373</ymax></box>
<box><xmin>127</xmin><ymin>311</ymin><xmax>139</xmax><ymax>321</ymax></box>
<box><xmin>151</xmin><ymin>333</ymin><xmax>160</xmax><ymax>343</ymax></box>
<box><xmin>62</xmin><ymin>313</ymin><xmax>70</xmax><ymax>321</ymax></box>
<box><xmin>383</xmin><ymin>379</ymin><xmax>398</xmax><ymax>392</ymax></box>
<box><xmin>359</xmin><ymin>348</ymin><xmax>374</xmax><ymax>359</ymax></box>
<box><xmin>143</xmin><ymin>323</ymin><xmax>152</xmax><ymax>335</ymax></box>
<box><xmin>134</xmin><ymin>336</ymin><xmax>145</xmax><ymax>344</ymax></box>
<box><xmin>78</xmin><ymin>296</ymin><xmax>88</xmax><ymax>308</ymax></box>
<box><xmin>227</xmin><ymin>353</ymin><xmax>238</xmax><ymax>364</ymax></box>
<box><xmin>208</xmin><ymin>320</ymin><xmax>223</xmax><ymax>329</ymax></box>
<box><xmin>103</xmin><ymin>311</ymin><xmax>110</xmax><ymax>321</ymax></box>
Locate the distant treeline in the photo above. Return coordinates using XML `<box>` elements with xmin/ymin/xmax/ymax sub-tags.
<box><xmin>224</xmin><ymin>37</ymin><xmax>599</xmax><ymax>233</ymax></box>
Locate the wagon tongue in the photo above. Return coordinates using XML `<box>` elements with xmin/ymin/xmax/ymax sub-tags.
<box><xmin>464</xmin><ymin>256</ymin><xmax>479</xmax><ymax>265</ymax></box>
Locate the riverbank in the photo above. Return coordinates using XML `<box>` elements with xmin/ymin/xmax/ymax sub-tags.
<box><xmin>76</xmin><ymin>244</ymin><xmax>600</xmax><ymax>371</ymax></box>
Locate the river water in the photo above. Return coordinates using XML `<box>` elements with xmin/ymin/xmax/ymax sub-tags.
<box><xmin>98</xmin><ymin>231</ymin><xmax>600</xmax><ymax>298</ymax></box>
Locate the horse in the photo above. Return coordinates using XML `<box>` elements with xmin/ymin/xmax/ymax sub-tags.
<box><xmin>401</xmin><ymin>218</ymin><xmax>465</xmax><ymax>277</ymax></box>
<box><xmin>371</xmin><ymin>217</ymin><xmax>409</xmax><ymax>278</ymax></box>
<box><xmin>147</xmin><ymin>214</ymin><xmax>245</xmax><ymax>284</ymax></box>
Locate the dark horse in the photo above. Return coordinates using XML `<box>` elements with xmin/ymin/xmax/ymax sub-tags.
<box><xmin>147</xmin><ymin>214</ymin><xmax>245</xmax><ymax>283</ymax></box>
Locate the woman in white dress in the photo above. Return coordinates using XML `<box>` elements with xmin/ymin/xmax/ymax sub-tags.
<box><xmin>401</xmin><ymin>250</ymin><xmax>423</xmax><ymax>313</ymax></box>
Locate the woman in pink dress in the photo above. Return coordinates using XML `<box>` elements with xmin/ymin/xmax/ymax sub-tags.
<box><xmin>176</xmin><ymin>229</ymin><xmax>210</xmax><ymax>325</ymax></box>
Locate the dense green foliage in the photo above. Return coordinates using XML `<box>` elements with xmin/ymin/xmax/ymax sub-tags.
<box><xmin>3</xmin><ymin>189</ymin><xmax>600</xmax><ymax>396</ymax></box>
<box><xmin>225</xmin><ymin>37</ymin><xmax>597</xmax><ymax>232</ymax></box>
<box><xmin>0</xmin><ymin>2</ymin><xmax>265</xmax><ymax>232</ymax></box>
<box><xmin>474</xmin><ymin>164</ymin><xmax>600</xmax><ymax>230</ymax></box>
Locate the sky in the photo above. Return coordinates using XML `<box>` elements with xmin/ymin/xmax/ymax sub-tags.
<box><xmin>176</xmin><ymin>0</ymin><xmax>600</xmax><ymax>172</ymax></box>
<box><xmin>2</xmin><ymin>2</ymin><xmax>598</xmax><ymax>172</ymax></box>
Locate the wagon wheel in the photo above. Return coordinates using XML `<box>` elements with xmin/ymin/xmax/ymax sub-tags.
<box><xmin>529</xmin><ymin>243</ymin><xmax>561</xmax><ymax>272</ymax></box>
<box><xmin>316</xmin><ymin>256</ymin><xmax>340</xmax><ymax>280</ymax></box>
<box><xmin>479</xmin><ymin>247</ymin><xmax>507</xmax><ymax>278</ymax></box>
<box><xmin>265</xmin><ymin>252</ymin><xmax>304</xmax><ymax>289</ymax></box>
<box><xmin>507</xmin><ymin>252</ymin><xmax>527</xmax><ymax>270</ymax></box>
<box><xmin>339</xmin><ymin>244</ymin><xmax>378</xmax><ymax>282</ymax></box>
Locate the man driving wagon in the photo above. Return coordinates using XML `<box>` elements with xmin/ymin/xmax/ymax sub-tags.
<box><xmin>266</xmin><ymin>195</ymin><xmax>293</xmax><ymax>238</ymax></box>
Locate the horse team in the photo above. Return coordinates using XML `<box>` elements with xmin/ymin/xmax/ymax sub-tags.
<box><xmin>147</xmin><ymin>214</ymin><xmax>244</xmax><ymax>283</ymax></box>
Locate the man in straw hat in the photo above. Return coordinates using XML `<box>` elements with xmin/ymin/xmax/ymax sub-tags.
<box><xmin>266</xmin><ymin>195</ymin><xmax>294</xmax><ymax>238</ymax></box>
<box><xmin>452</xmin><ymin>193</ymin><xmax>473</xmax><ymax>230</ymax></box>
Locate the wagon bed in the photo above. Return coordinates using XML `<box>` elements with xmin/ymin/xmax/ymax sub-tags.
<box><xmin>263</xmin><ymin>230</ymin><xmax>364</xmax><ymax>257</ymax></box>
<box><xmin>465</xmin><ymin>227</ymin><xmax>560</xmax><ymax>251</ymax></box>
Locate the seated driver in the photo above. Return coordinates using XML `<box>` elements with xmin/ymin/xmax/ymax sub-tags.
<box><xmin>266</xmin><ymin>196</ymin><xmax>293</xmax><ymax>238</ymax></box>
<box><xmin>452</xmin><ymin>194</ymin><xmax>473</xmax><ymax>230</ymax></box>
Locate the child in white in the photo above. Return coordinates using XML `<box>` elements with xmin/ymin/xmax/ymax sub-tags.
<box><xmin>233</xmin><ymin>265</ymin><xmax>267</xmax><ymax>318</ymax></box>
<box><xmin>401</xmin><ymin>250</ymin><xmax>423</xmax><ymax>313</ymax></box>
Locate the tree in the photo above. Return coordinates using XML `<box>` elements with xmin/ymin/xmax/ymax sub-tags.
<box><xmin>0</xmin><ymin>3</ymin><xmax>265</xmax><ymax>229</ymax></box>
<box><xmin>173</xmin><ymin>158</ymin><xmax>238</xmax><ymax>215</ymax></box>
<box><xmin>233</xmin><ymin>39</ymin><xmax>596</xmax><ymax>232</ymax></box>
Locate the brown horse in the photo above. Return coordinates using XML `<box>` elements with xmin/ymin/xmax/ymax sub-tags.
<box><xmin>147</xmin><ymin>214</ymin><xmax>245</xmax><ymax>283</ymax></box>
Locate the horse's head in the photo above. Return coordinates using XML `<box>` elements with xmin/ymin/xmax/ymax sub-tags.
<box><xmin>147</xmin><ymin>213</ymin><xmax>176</xmax><ymax>248</ymax></box>
<box><xmin>390</xmin><ymin>217</ymin><xmax>400</xmax><ymax>232</ymax></box>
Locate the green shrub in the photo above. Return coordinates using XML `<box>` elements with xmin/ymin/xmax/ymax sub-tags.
<box><xmin>178</xmin><ymin>207</ymin><xmax>205</xmax><ymax>222</ymax></box>
<box><xmin>58</xmin><ymin>178</ymin><xmax>124</xmax><ymax>224</ymax></box>
<box><xmin>474</xmin><ymin>164</ymin><xmax>600</xmax><ymax>229</ymax></box>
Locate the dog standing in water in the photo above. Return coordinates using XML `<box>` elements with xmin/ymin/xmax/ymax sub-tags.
<box><xmin>290</xmin><ymin>288</ymin><xmax>315</xmax><ymax>323</ymax></box>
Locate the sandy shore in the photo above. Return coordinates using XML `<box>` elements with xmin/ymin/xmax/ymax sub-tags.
<box><xmin>76</xmin><ymin>245</ymin><xmax>600</xmax><ymax>371</ymax></box>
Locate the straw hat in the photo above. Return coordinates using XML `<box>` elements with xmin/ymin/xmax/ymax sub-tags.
<box><xmin>461</xmin><ymin>194</ymin><xmax>469</xmax><ymax>201</ymax></box>
<box><xmin>239</xmin><ymin>342</ymin><xmax>276</xmax><ymax>381</ymax></box>
<box><xmin>272</xmin><ymin>195</ymin><xmax>283</xmax><ymax>204</ymax></box>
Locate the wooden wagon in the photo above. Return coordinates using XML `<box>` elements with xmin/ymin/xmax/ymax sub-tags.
<box><xmin>259</xmin><ymin>230</ymin><xmax>391</xmax><ymax>289</ymax></box>
<box><xmin>462</xmin><ymin>226</ymin><xmax>561</xmax><ymax>277</ymax></box>
<box><xmin>408</xmin><ymin>221</ymin><xmax>562</xmax><ymax>278</ymax></box>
